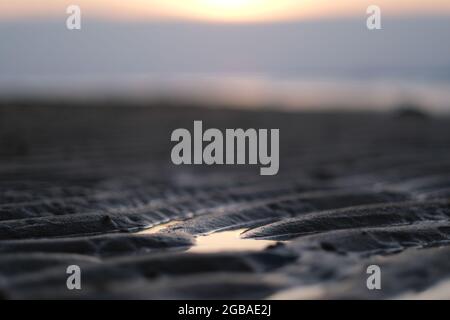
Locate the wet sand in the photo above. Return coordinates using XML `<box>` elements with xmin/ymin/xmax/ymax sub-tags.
<box><xmin>1</xmin><ymin>102</ymin><xmax>450</xmax><ymax>299</ymax></box>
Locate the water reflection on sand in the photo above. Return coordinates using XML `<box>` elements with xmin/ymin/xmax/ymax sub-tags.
<box><xmin>140</xmin><ymin>223</ymin><xmax>278</xmax><ymax>253</ymax></box>
<box><xmin>188</xmin><ymin>229</ymin><xmax>278</xmax><ymax>253</ymax></box>
<box><xmin>139</xmin><ymin>221</ymin><xmax>182</xmax><ymax>234</ymax></box>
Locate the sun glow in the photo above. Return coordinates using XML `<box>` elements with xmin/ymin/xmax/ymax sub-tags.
<box><xmin>1</xmin><ymin>0</ymin><xmax>450</xmax><ymax>22</ymax></box>
<box><xmin>199</xmin><ymin>0</ymin><xmax>255</xmax><ymax>10</ymax></box>
<box><xmin>176</xmin><ymin>0</ymin><xmax>302</xmax><ymax>22</ymax></box>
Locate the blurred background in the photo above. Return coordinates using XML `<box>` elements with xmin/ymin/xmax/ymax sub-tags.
<box><xmin>1</xmin><ymin>0</ymin><xmax>450</xmax><ymax>112</ymax></box>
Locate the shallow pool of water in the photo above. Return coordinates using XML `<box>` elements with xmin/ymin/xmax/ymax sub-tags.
<box><xmin>188</xmin><ymin>229</ymin><xmax>278</xmax><ymax>253</ymax></box>
<box><xmin>140</xmin><ymin>222</ymin><xmax>279</xmax><ymax>253</ymax></box>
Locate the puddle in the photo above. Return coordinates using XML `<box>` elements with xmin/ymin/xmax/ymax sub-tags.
<box><xmin>139</xmin><ymin>223</ymin><xmax>278</xmax><ymax>253</ymax></box>
<box><xmin>138</xmin><ymin>221</ymin><xmax>181</xmax><ymax>234</ymax></box>
<box><xmin>188</xmin><ymin>229</ymin><xmax>278</xmax><ymax>253</ymax></box>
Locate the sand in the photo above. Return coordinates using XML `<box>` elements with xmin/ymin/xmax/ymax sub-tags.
<box><xmin>0</xmin><ymin>102</ymin><xmax>450</xmax><ymax>299</ymax></box>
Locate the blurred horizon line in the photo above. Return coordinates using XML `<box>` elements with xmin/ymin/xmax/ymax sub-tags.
<box><xmin>1</xmin><ymin>74</ymin><xmax>449</xmax><ymax>114</ymax></box>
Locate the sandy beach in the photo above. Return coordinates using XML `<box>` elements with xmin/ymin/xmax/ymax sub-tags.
<box><xmin>0</xmin><ymin>102</ymin><xmax>450</xmax><ymax>299</ymax></box>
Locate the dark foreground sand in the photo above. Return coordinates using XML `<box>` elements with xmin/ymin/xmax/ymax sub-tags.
<box><xmin>0</xmin><ymin>102</ymin><xmax>450</xmax><ymax>299</ymax></box>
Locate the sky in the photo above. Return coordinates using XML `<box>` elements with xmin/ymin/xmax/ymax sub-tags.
<box><xmin>1</xmin><ymin>1</ymin><xmax>449</xmax><ymax>110</ymax></box>
<box><xmin>1</xmin><ymin>0</ymin><xmax>450</xmax><ymax>22</ymax></box>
